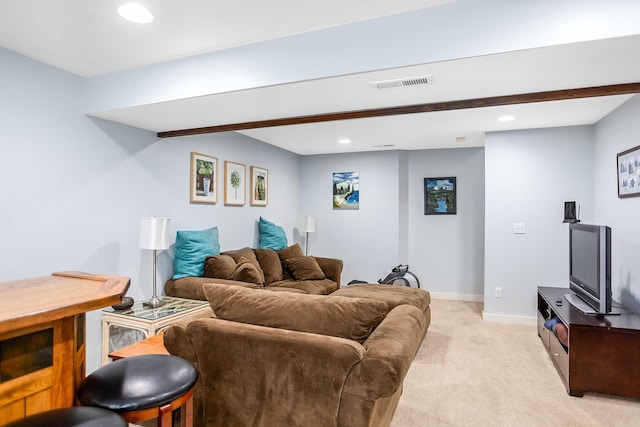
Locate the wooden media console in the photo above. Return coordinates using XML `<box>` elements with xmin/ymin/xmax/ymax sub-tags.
<box><xmin>537</xmin><ymin>286</ymin><xmax>640</xmax><ymax>398</ymax></box>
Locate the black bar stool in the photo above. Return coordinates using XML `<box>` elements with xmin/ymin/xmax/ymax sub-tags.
<box><xmin>5</xmin><ymin>407</ymin><xmax>126</xmax><ymax>427</ymax></box>
<box><xmin>77</xmin><ymin>354</ymin><xmax>198</xmax><ymax>427</ymax></box>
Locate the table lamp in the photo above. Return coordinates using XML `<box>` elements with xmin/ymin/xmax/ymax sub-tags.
<box><xmin>303</xmin><ymin>216</ymin><xmax>316</xmax><ymax>256</ymax></box>
<box><xmin>139</xmin><ymin>217</ymin><xmax>170</xmax><ymax>308</ymax></box>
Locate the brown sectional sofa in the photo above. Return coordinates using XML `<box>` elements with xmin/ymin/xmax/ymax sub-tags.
<box><xmin>165</xmin><ymin>243</ymin><xmax>343</xmax><ymax>300</ymax></box>
<box><xmin>164</xmin><ymin>283</ymin><xmax>431</xmax><ymax>427</ymax></box>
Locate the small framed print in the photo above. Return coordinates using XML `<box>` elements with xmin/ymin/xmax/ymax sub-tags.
<box><xmin>250</xmin><ymin>166</ymin><xmax>268</xmax><ymax>206</ymax></box>
<box><xmin>224</xmin><ymin>161</ymin><xmax>246</xmax><ymax>205</ymax></box>
<box><xmin>333</xmin><ymin>171</ymin><xmax>359</xmax><ymax>210</ymax></box>
<box><xmin>424</xmin><ymin>177</ymin><xmax>457</xmax><ymax>215</ymax></box>
<box><xmin>190</xmin><ymin>152</ymin><xmax>217</xmax><ymax>204</ymax></box>
<box><xmin>617</xmin><ymin>144</ymin><xmax>640</xmax><ymax>198</ymax></box>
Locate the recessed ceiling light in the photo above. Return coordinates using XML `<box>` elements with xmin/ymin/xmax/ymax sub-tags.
<box><xmin>338</xmin><ymin>138</ymin><xmax>351</xmax><ymax>144</ymax></box>
<box><xmin>498</xmin><ymin>115</ymin><xmax>515</xmax><ymax>122</ymax></box>
<box><xmin>117</xmin><ymin>3</ymin><xmax>154</xmax><ymax>24</ymax></box>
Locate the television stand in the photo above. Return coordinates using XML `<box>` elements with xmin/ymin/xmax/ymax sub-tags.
<box><xmin>538</xmin><ymin>286</ymin><xmax>640</xmax><ymax>398</ymax></box>
<box><xmin>564</xmin><ymin>293</ymin><xmax>621</xmax><ymax>315</ymax></box>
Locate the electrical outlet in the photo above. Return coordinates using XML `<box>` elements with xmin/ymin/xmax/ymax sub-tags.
<box><xmin>495</xmin><ymin>287</ymin><xmax>503</xmax><ymax>298</ymax></box>
<box><xmin>513</xmin><ymin>223</ymin><xmax>526</xmax><ymax>234</ymax></box>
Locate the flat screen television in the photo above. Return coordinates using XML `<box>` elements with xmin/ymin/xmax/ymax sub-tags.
<box><xmin>566</xmin><ymin>223</ymin><xmax>615</xmax><ymax>314</ymax></box>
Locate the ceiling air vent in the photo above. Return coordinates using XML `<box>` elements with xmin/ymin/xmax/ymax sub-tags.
<box><xmin>370</xmin><ymin>75</ymin><xmax>433</xmax><ymax>90</ymax></box>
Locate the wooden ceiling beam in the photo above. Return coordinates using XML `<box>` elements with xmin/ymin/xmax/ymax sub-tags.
<box><xmin>157</xmin><ymin>82</ymin><xmax>640</xmax><ymax>138</ymax></box>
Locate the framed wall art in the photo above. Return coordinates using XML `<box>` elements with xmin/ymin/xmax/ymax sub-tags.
<box><xmin>333</xmin><ymin>172</ymin><xmax>359</xmax><ymax>210</ymax></box>
<box><xmin>250</xmin><ymin>166</ymin><xmax>268</xmax><ymax>206</ymax></box>
<box><xmin>190</xmin><ymin>152</ymin><xmax>217</xmax><ymax>203</ymax></box>
<box><xmin>424</xmin><ymin>177</ymin><xmax>457</xmax><ymax>215</ymax></box>
<box><xmin>224</xmin><ymin>161</ymin><xmax>246</xmax><ymax>205</ymax></box>
<box><xmin>617</xmin><ymin>144</ymin><xmax>640</xmax><ymax>198</ymax></box>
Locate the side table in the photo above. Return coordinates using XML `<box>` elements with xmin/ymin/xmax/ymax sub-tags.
<box><xmin>102</xmin><ymin>296</ymin><xmax>209</xmax><ymax>365</ymax></box>
<box><xmin>108</xmin><ymin>333</ymin><xmax>168</xmax><ymax>361</ymax></box>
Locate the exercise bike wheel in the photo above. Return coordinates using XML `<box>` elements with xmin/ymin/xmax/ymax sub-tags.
<box><xmin>386</xmin><ymin>277</ymin><xmax>410</xmax><ymax>287</ymax></box>
<box><xmin>405</xmin><ymin>271</ymin><xmax>421</xmax><ymax>289</ymax></box>
<box><xmin>383</xmin><ymin>271</ymin><xmax>420</xmax><ymax>288</ymax></box>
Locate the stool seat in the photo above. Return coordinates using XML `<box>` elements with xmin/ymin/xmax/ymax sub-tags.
<box><xmin>78</xmin><ymin>354</ymin><xmax>198</xmax><ymax>412</ymax></box>
<box><xmin>5</xmin><ymin>407</ymin><xmax>126</xmax><ymax>427</ymax></box>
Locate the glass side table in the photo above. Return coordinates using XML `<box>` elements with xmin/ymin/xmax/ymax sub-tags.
<box><xmin>101</xmin><ymin>296</ymin><xmax>209</xmax><ymax>365</ymax></box>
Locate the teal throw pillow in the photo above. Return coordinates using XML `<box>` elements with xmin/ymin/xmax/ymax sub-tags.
<box><xmin>258</xmin><ymin>217</ymin><xmax>287</xmax><ymax>251</ymax></box>
<box><xmin>173</xmin><ymin>227</ymin><xmax>220</xmax><ymax>279</ymax></box>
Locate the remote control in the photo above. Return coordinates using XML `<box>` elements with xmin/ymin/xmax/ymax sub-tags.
<box><xmin>556</xmin><ymin>297</ymin><xmax>563</xmax><ymax>306</ymax></box>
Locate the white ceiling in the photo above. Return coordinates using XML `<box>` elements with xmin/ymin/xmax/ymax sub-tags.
<box><xmin>0</xmin><ymin>0</ymin><xmax>453</xmax><ymax>77</ymax></box>
<box><xmin>1</xmin><ymin>1</ymin><xmax>639</xmax><ymax>155</ymax></box>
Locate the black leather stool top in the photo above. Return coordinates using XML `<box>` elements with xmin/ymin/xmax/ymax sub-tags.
<box><xmin>5</xmin><ymin>407</ymin><xmax>126</xmax><ymax>427</ymax></box>
<box><xmin>77</xmin><ymin>354</ymin><xmax>198</xmax><ymax>412</ymax></box>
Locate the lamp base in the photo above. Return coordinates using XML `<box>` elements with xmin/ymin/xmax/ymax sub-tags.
<box><xmin>143</xmin><ymin>296</ymin><xmax>165</xmax><ymax>308</ymax></box>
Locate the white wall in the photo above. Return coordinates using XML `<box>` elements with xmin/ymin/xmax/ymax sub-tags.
<box><xmin>484</xmin><ymin>126</ymin><xmax>594</xmax><ymax>319</ymax></box>
<box><xmin>299</xmin><ymin>151</ymin><xmax>401</xmax><ymax>284</ymax></box>
<box><xmin>1</xmin><ymin>48</ymin><xmax>301</xmax><ymax>373</ymax></box>
<box><xmin>407</xmin><ymin>148</ymin><xmax>485</xmax><ymax>299</ymax></box>
<box><xmin>593</xmin><ymin>94</ymin><xmax>640</xmax><ymax>312</ymax></box>
<box><xmin>299</xmin><ymin>148</ymin><xmax>485</xmax><ymax>299</ymax></box>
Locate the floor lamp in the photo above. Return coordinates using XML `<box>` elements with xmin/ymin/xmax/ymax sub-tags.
<box><xmin>303</xmin><ymin>216</ymin><xmax>316</xmax><ymax>256</ymax></box>
<box><xmin>139</xmin><ymin>217</ymin><xmax>170</xmax><ymax>308</ymax></box>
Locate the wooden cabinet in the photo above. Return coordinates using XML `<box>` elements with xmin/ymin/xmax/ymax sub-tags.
<box><xmin>537</xmin><ymin>286</ymin><xmax>640</xmax><ymax>398</ymax></box>
<box><xmin>0</xmin><ymin>272</ymin><xmax>129</xmax><ymax>425</ymax></box>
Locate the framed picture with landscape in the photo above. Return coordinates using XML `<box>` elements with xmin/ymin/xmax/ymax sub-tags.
<box><xmin>333</xmin><ymin>171</ymin><xmax>360</xmax><ymax>210</ymax></box>
<box><xmin>424</xmin><ymin>177</ymin><xmax>457</xmax><ymax>215</ymax></box>
<box><xmin>190</xmin><ymin>152</ymin><xmax>217</xmax><ymax>203</ymax></box>
<box><xmin>617</xmin><ymin>144</ymin><xmax>640</xmax><ymax>198</ymax></box>
<box><xmin>224</xmin><ymin>161</ymin><xmax>246</xmax><ymax>205</ymax></box>
<box><xmin>250</xmin><ymin>166</ymin><xmax>268</xmax><ymax>206</ymax></box>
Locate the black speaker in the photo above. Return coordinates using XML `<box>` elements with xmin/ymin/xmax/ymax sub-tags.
<box><xmin>563</xmin><ymin>201</ymin><xmax>580</xmax><ymax>223</ymax></box>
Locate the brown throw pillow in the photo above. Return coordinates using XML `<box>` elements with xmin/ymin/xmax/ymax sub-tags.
<box><xmin>204</xmin><ymin>255</ymin><xmax>237</xmax><ymax>279</ymax></box>
<box><xmin>203</xmin><ymin>283</ymin><xmax>389</xmax><ymax>343</ymax></box>
<box><xmin>254</xmin><ymin>248</ymin><xmax>284</xmax><ymax>285</ymax></box>
<box><xmin>284</xmin><ymin>257</ymin><xmax>326</xmax><ymax>281</ymax></box>
<box><xmin>222</xmin><ymin>247</ymin><xmax>265</xmax><ymax>284</ymax></box>
<box><xmin>231</xmin><ymin>256</ymin><xmax>264</xmax><ymax>286</ymax></box>
<box><xmin>277</xmin><ymin>243</ymin><xmax>305</xmax><ymax>279</ymax></box>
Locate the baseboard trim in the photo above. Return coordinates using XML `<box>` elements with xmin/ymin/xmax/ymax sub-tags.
<box><xmin>429</xmin><ymin>292</ymin><xmax>483</xmax><ymax>302</ymax></box>
<box><xmin>482</xmin><ymin>311</ymin><xmax>536</xmax><ymax>325</ymax></box>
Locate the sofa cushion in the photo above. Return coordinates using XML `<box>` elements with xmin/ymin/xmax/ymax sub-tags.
<box><xmin>173</xmin><ymin>227</ymin><xmax>220</xmax><ymax>279</ymax></box>
<box><xmin>232</xmin><ymin>256</ymin><xmax>264</xmax><ymax>286</ymax></box>
<box><xmin>258</xmin><ymin>216</ymin><xmax>288</xmax><ymax>251</ymax></box>
<box><xmin>221</xmin><ymin>247</ymin><xmax>265</xmax><ymax>284</ymax></box>
<box><xmin>203</xmin><ymin>283</ymin><xmax>389</xmax><ymax>343</ymax></box>
<box><xmin>204</xmin><ymin>255</ymin><xmax>236</xmax><ymax>280</ymax></box>
<box><xmin>277</xmin><ymin>243</ymin><xmax>305</xmax><ymax>279</ymax></box>
<box><xmin>284</xmin><ymin>257</ymin><xmax>326</xmax><ymax>281</ymax></box>
<box><xmin>331</xmin><ymin>284</ymin><xmax>431</xmax><ymax>314</ymax></box>
<box><xmin>267</xmin><ymin>279</ymin><xmax>338</xmax><ymax>295</ymax></box>
<box><xmin>254</xmin><ymin>248</ymin><xmax>283</xmax><ymax>285</ymax></box>
<box><xmin>165</xmin><ymin>277</ymin><xmax>261</xmax><ymax>301</ymax></box>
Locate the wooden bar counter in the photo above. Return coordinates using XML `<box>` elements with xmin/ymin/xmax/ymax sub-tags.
<box><xmin>0</xmin><ymin>271</ymin><xmax>130</xmax><ymax>425</ymax></box>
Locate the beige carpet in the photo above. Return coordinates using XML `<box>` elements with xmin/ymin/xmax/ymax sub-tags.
<box><xmin>390</xmin><ymin>299</ymin><xmax>640</xmax><ymax>427</ymax></box>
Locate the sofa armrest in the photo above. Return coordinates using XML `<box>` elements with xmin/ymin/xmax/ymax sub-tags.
<box><xmin>165</xmin><ymin>277</ymin><xmax>261</xmax><ymax>300</ymax></box>
<box><xmin>313</xmin><ymin>256</ymin><xmax>343</xmax><ymax>287</ymax></box>
<box><xmin>163</xmin><ymin>307</ymin><xmax>214</xmax><ymax>362</ymax></box>
<box><xmin>164</xmin><ymin>310</ymin><xmax>214</xmax><ymax>427</ymax></box>
<box><xmin>343</xmin><ymin>304</ymin><xmax>427</xmax><ymax>399</ymax></box>
<box><xmin>185</xmin><ymin>318</ymin><xmax>363</xmax><ymax>426</ymax></box>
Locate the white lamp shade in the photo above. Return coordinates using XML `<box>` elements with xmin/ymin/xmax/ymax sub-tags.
<box><xmin>303</xmin><ymin>216</ymin><xmax>316</xmax><ymax>233</ymax></box>
<box><xmin>139</xmin><ymin>217</ymin><xmax>171</xmax><ymax>250</ymax></box>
